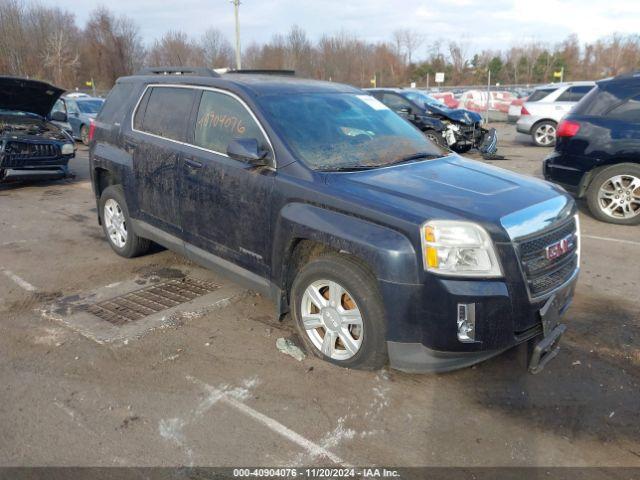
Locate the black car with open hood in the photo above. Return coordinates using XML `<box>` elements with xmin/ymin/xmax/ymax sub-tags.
<box><xmin>0</xmin><ymin>76</ymin><xmax>75</xmax><ymax>183</ymax></box>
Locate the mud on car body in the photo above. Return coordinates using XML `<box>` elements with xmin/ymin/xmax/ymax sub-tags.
<box><xmin>89</xmin><ymin>67</ymin><xmax>579</xmax><ymax>373</ymax></box>
<box><xmin>366</xmin><ymin>88</ymin><xmax>498</xmax><ymax>158</ymax></box>
<box><xmin>0</xmin><ymin>77</ymin><xmax>75</xmax><ymax>183</ymax></box>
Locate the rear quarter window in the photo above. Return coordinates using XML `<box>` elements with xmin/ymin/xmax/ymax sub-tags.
<box><xmin>527</xmin><ymin>88</ymin><xmax>557</xmax><ymax>102</ymax></box>
<box><xmin>573</xmin><ymin>86</ymin><xmax>621</xmax><ymax>116</ymax></box>
<box><xmin>136</xmin><ymin>86</ymin><xmax>196</xmax><ymax>141</ymax></box>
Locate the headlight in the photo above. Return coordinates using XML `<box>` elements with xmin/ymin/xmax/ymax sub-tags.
<box><xmin>421</xmin><ymin>220</ymin><xmax>502</xmax><ymax>277</ymax></box>
<box><xmin>61</xmin><ymin>143</ymin><xmax>74</xmax><ymax>155</ymax></box>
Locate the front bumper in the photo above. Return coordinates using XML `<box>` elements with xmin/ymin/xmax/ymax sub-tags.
<box><xmin>1</xmin><ymin>166</ymin><xmax>73</xmax><ymax>182</ymax></box>
<box><xmin>383</xmin><ymin>246</ymin><xmax>578</xmax><ymax>374</ymax></box>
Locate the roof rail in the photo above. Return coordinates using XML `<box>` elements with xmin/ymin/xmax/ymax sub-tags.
<box><xmin>219</xmin><ymin>69</ymin><xmax>296</xmax><ymax>76</ymax></box>
<box><xmin>135</xmin><ymin>66</ymin><xmax>220</xmax><ymax>77</ymax></box>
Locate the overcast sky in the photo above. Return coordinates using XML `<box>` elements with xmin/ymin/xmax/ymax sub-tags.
<box><xmin>52</xmin><ymin>0</ymin><xmax>639</xmax><ymax>59</ymax></box>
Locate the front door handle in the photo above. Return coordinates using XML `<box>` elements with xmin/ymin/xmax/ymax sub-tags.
<box><xmin>184</xmin><ymin>158</ymin><xmax>203</xmax><ymax>170</ymax></box>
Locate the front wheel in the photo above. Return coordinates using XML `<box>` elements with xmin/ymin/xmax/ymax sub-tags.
<box><xmin>532</xmin><ymin>121</ymin><xmax>557</xmax><ymax>147</ymax></box>
<box><xmin>586</xmin><ymin>164</ymin><xmax>640</xmax><ymax>224</ymax></box>
<box><xmin>290</xmin><ymin>253</ymin><xmax>387</xmax><ymax>370</ymax></box>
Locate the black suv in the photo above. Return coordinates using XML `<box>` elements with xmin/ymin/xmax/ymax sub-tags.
<box><xmin>90</xmin><ymin>67</ymin><xmax>580</xmax><ymax>373</ymax></box>
<box><xmin>544</xmin><ymin>72</ymin><xmax>640</xmax><ymax>224</ymax></box>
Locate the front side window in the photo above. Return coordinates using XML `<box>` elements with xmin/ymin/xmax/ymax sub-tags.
<box><xmin>193</xmin><ymin>91</ymin><xmax>267</xmax><ymax>154</ymax></box>
<box><xmin>66</xmin><ymin>100</ymin><xmax>79</xmax><ymax>114</ymax></box>
<box><xmin>259</xmin><ymin>92</ymin><xmax>444</xmax><ymax>170</ymax></box>
<box><xmin>52</xmin><ymin>99</ymin><xmax>66</xmax><ymax>114</ymax></box>
<box><xmin>404</xmin><ymin>91</ymin><xmax>447</xmax><ymax>109</ymax></box>
<box><xmin>139</xmin><ymin>87</ymin><xmax>195</xmax><ymax>141</ymax></box>
<box><xmin>380</xmin><ymin>93</ymin><xmax>413</xmax><ymax>111</ymax></box>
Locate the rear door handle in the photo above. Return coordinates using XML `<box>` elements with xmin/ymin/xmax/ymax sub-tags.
<box><xmin>184</xmin><ymin>158</ymin><xmax>203</xmax><ymax>170</ymax></box>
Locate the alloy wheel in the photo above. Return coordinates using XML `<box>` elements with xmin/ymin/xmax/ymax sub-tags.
<box><xmin>300</xmin><ymin>279</ymin><xmax>363</xmax><ymax>360</ymax></box>
<box><xmin>534</xmin><ymin>124</ymin><xmax>556</xmax><ymax>146</ymax></box>
<box><xmin>104</xmin><ymin>198</ymin><xmax>128</xmax><ymax>248</ymax></box>
<box><xmin>597</xmin><ymin>174</ymin><xmax>640</xmax><ymax>219</ymax></box>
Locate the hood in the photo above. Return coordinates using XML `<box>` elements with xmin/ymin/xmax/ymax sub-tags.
<box><xmin>425</xmin><ymin>104</ymin><xmax>482</xmax><ymax>124</ymax></box>
<box><xmin>0</xmin><ymin>76</ymin><xmax>65</xmax><ymax>117</ymax></box>
<box><xmin>331</xmin><ymin>155</ymin><xmax>570</xmax><ymax>238</ymax></box>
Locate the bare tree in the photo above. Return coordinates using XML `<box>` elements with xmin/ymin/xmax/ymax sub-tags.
<box><xmin>201</xmin><ymin>28</ymin><xmax>233</xmax><ymax>69</ymax></box>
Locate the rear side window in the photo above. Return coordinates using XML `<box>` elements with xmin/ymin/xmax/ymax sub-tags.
<box><xmin>527</xmin><ymin>88</ymin><xmax>557</xmax><ymax>102</ymax></box>
<box><xmin>193</xmin><ymin>90</ymin><xmax>267</xmax><ymax>155</ymax></box>
<box><xmin>98</xmin><ymin>82</ymin><xmax>137</xmax><ymax>124</ymax></box>
<box><xmin>138</xmin><ymin>87</ymin><xmax>195</xmax><ymax>141</ymax></box>
<box><xmin>606</xmin><ymin>95</ymin><xmax>640</xmax><ymax>122</ymax></box>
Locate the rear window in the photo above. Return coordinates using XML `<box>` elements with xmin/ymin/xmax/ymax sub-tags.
<box><xmin>527</xmin><ymin>88</ymin><xmax>557</xmax><ymax>102</ymax></box>
<box><xmin>98</xmin><ymin>83</ymin><xmax>137</xmax><ymax>124</ymax></box>
<box><xmin>572</xmin><ymin>86</ymin><xmax>622</xmax><ymax>116</ymax></box>
<box><xmin>137</xmin><ymin>87</ymin><xmax>195</xmax><ymax>141</ymax></box>
<box><xmin>606</xmin><ymin>95</ymin><xmax>640</xmax><ymax>122</ymax></box>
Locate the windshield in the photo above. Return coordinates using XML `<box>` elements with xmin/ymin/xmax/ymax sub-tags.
<box><xmin>259</xmin><ymin>93</ymin><xmax>444</xmax><ymax>170</ymax></box>
<box><xmin>76</xmin><ymin>100</ymin><xmax>103</xmax><ymax>114</ymax></box>
<box><xmin>404</xmin><ymin>91</ymin><xmax>447</xmax><ymax>109</ymax></box>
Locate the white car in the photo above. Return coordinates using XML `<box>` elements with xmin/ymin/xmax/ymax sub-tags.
<box><xmin>516</xmin><ymin>81</ymin><xmax>595</xmax><ymax>146</ymax></box>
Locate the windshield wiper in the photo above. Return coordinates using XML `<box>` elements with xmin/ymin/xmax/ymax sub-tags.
<box><xmin>317</xmin><ymin>165</ymin><xmax>380</xmax><ymax>172</ymax></box>
<box><xmin>386</xmin><ymin>152</ymin><xmax>443</xmax><ymax>166</ymax></box>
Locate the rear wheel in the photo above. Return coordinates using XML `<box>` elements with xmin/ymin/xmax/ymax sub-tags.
<box><xmin>451</xmin><ymin>144</ymin><xmax>472</xmax><ymax>154</ymax></box>
<box><xmin>99</xmin><ymin>185</ymin><xmax>151</xmax><ymax>257</ymax></box>
<box><xmin>80</xmin><ymin>125</ymin><xmax>90</xmax><ymax>146</ymax></box>
<box><xmin>532</xmin><ymin>121</ymin><xmax>557</xmax><ymax>147</ymax></box>
<box><xmin>290</xmin><ymin>253</ymin><xmax>387</xmax><ymax>370</ymax></box>
<box><xmin>586</xmin><ymin>164</ymin><xmax>640</xmax><ymax>225</ymax></box>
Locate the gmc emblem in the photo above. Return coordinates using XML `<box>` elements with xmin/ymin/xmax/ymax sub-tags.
<box><xmin>545</xmin><ymin>234</ymin><xmax>574</xmax><ymax>261</ymax></box>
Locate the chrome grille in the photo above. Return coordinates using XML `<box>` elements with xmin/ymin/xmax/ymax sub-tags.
<box><xmin>516</xmin><ymin>218</ymin><xmax>578</xmax><ymax>298</ymax></box>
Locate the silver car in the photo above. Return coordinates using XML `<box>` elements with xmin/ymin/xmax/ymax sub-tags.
<box><xmin>516</xmin><ymin>81</ymin><xmax>595</xmax><ymax>146</ymax></box>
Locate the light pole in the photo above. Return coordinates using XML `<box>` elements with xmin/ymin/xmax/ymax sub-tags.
<box><xmin>231</xmin><ymin>0</ymin><xmax>242</xmax><ymax>69</ymax></box>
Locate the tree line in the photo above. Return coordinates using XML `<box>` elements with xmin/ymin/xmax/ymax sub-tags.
<box><xmin>1</xmin><ymin>0</ymin><xmax>639</xmax><ymax>93</ymax></box>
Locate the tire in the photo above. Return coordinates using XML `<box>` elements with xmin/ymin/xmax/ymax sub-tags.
<box><xmin>531</xmin><ymin>120</ymin><xmax>557</xmax><ymax>147</ymax></box>
<box><xmin>80</xmin><ymin>125</ymin><xmax>90</xmax><ymax>146</ymax></box>
<box><xmin>451</xmin><ymin>144</ymin><xmax>472</xmax><ymax>154</ymax></box>
<box><xmin>586</xmin><ymin>163</ymin><xmax>640</xmax><ymax>225</ymax></box>
<box><xmin>424</xmin><ymin>129</ymin><xmax>447</xmax><ymax>149</ymax></box>
<box><xmin>290</xmin><ymin>253</ymin><xmax>387</xmax><ymax>370</ymax></box>
<box><xmin>99</xmin><ymin>185</ymin><xmax>151</xmax><ymax>257</ymax></box>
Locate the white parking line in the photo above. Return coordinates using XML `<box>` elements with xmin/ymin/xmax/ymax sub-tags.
<box><xmin>188</xmin><ymin>376</ymin><xmax>345</xmax><ymax>465</ymax></box>
<box><xmin>2</xmin><ymin>269</ymin><xmax>37</xmax><ymax>292</ymax></box>
<box><xmin>583</xmin><ymin>235</ymin><xmax>640</xmax><ymax>247</ymax></box>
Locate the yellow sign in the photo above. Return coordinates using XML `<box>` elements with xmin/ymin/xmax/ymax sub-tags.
<box><xmin>85</xmin><ymin>80</ymin><xmax>93</xmax><ymax>87</ymax></box>
<box><xmin>553</xmin><ymin>71</ymin><xmax>562</xmax><ymax>78</ymax></box>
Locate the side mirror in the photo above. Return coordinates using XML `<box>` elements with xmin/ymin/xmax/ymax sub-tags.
<box><xmin>51</xmin><ymin>111</ymin><xmax>67</xmax><ymax>122</ymax></box>
<box><xmin>227</xmin><ymin>138</ymin><xmax>269</xmax><ymax>166</ymax></box>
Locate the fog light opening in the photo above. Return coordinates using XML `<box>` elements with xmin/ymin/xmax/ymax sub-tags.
<box><xmin>457</xmin><ymin>303</ymin><xmax>476</xmax><ymax>343</ymax></box>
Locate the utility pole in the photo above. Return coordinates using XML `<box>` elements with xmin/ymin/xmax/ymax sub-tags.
<box><xmin>485</xmin><ymin>69</ymin><xmax>491</xmax><ymax>125</ymax></box>
<box><xmin>232</xmin><ymin>0</ymin><xmax>242</xmax><ymax>69</ymax></box>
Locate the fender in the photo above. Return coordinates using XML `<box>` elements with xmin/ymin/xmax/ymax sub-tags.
<box><xmin>415</xmin><ymin>115</ymin><xmax>445</xmax><ymax>132</ymax></box>
<box><xmin>272</xmin><ymin>202</ymin><xmax>421</xmax><ymax>287</ymax></box>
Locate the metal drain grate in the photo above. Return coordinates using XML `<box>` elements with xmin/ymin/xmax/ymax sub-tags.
<box><xmin>87</xmin><ymin>277</ymin><xmax>220</xmax><ymax>325</ymax></box>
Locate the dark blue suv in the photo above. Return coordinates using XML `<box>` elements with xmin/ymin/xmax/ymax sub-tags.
<box><xmin>544</xmin><ymin>72</ymin><xmax>640</xmax><ymax>224</ymax></box>
<box><xmin>90</xmin><ymin>67</ymin><xmax>580</xmax><ymax>374</ymax></box>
